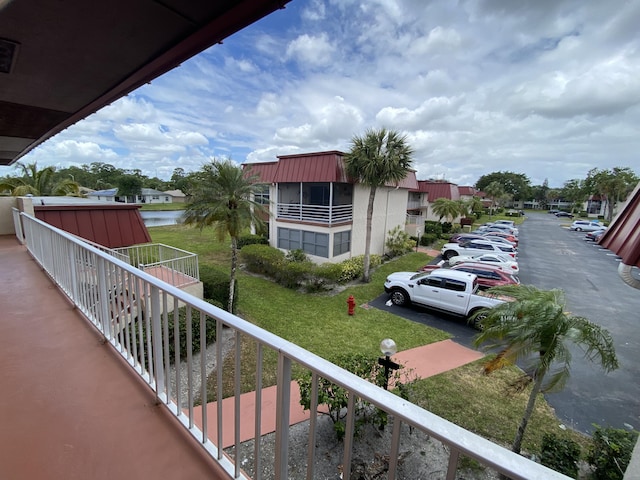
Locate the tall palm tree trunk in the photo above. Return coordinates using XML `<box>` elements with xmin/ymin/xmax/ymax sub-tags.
<box><xmin>363</xmin><ymin>187</ymin><xmax>376</xmax><ymax>283</ymax></box>
<box><xmin>228</xmin><ymin>236</ymin><xmax>238</xmax><ymax>312</ymax></box>
<box><xmin>512</xmin><ymin>369</ymin><xmax>545</xmax><ymax>454</ymax></box>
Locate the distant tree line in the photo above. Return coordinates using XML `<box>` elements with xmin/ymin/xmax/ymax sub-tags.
<box><xmin>475</xmin><ymin>167</ymin><xmax>638</xmax><ymax>221</ymax></box>
<box><xmin>0</xmin><ymin>161</ymin><xmax>197</xmax><ymax>197</ymax></box>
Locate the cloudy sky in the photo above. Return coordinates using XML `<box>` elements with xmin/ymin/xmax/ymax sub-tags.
<box><xmin>12</xmin><ymin>0</ymin><xmax>640</xmax><ymax>188</ymax></box>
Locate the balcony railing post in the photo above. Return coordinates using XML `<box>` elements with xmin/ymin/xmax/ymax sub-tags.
<box><xmin>274</xmin><ymin>354</ymin><xmax>292</xmax><ymax>480</ymax></box>
<box><xmin>96</xmin><ymin>257</ymin><xmax>111</xmax><ymax>337</ymax></box>
<box><xmin>150</xmin><ymin>285</ymin><xmax>165</xmax><ymax>397</ymax></box>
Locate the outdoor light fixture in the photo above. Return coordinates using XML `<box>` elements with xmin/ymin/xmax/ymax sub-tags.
<box><xmin>378</xmin><ymin>338</ymin><xmax>399</xmax><ymax>390</ymax></box>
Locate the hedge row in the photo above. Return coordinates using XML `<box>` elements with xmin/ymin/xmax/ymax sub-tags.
<box><xmin>240</xmin><ymin>244</ymin><xmax>381</xmax><ymax>291</ymax></box>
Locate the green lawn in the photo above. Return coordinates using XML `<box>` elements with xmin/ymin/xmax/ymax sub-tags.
<box><xmin>149</xmin><ymin>224</ymin><xmax>590</xmax><ymax>458</ymax></box>
<box><xmin>140</xmin><ymin>202</ymin><xmax>186</xmax><ymax>211</ymax></box>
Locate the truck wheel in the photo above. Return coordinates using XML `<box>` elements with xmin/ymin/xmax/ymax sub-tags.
<box><xmin>469</xmin><ymin>311</ymin><xmax>487</xmax><ymax>330</ymax></box>
<box><xmin>443</xmin><ymin>250</ymin><xmax>457</xmax><ymax>260</ymax></box>
<box><xmin>390</xmin><ymin>289</ymin><xmax>409</xmax><ymax>306</ymax></box>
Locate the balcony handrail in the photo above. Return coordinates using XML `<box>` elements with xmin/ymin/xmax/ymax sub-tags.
<box><xmin>113</xmin><ymin>243</ymin><xmax>199</xmax><ymax>286</ymax></box>
<box><xmin>276</xmin><ymin>202</ymin><xmax>352</xmax><ymax>224</ymax></box>
<box><xmin>18</xmin><ymin>212</ymin><xmax>570</xmax><ymax>480</ymax></box>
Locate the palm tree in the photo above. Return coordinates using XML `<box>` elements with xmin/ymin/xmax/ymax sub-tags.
<box><xmin>472</xmin><ymin>285</ymin><xmax>619</xmax><ymax>455</ymax></box>
<box><xmin>183</xmin><ymin>159</ymin><xmax>266</xmax><ymax>312</ymax></box>
<box><xmin>431</xmin><ymin>198</ymin><xmax>463</xmax><ymax>224</ymax></box>
<box><xmin>0</xmin><ymin>162</ymin><xmax>79</xmax><ymax>196</ymax></box>
<box><xmin>344</xmin><ymin>128</ymin><xmax>414</xmax><ymax>282</ymax></box>
<box><xmin>483</xmin><ymin>181</ymin><xmax>504</xmax><ymax>217</ymax></box>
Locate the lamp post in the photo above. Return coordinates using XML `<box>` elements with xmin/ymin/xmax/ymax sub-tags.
<box><xmin>378</xmin><ymin>338</ymin><xmax>400</xmax><ymax>390</ymax></box>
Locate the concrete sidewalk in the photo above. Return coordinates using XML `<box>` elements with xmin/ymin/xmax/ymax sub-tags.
<box><xmin>192</xmin><ymin>339</ymin><xmax>483</xmax><ymax>448</ymax></box>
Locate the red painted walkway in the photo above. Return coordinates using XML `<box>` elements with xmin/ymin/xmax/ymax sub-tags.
<box><xmin>192</xmin><ymin>340</ymin><xmax>483</xmax><ymax>448</ymax></box>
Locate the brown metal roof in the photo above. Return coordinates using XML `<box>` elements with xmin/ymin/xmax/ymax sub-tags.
<box><xmin>458</xmin><ymin>186</ymin><xmax>477</xmax><ymax>196</ymax></box>
<box><xmin>0</xmin><ymin>0</ymin><xmax>291</xmax><ymax>166</ymax></box>
<box><xmin>599</xmin><ymin>182</ymin><xmax>640</xmax><ymax>268</ymax></box>
<box><xmin>34</xmin><ymin>204</ymin><xmax>152</xmax><ymax>248</ymax></box>
<box><xmin>243</xmin><ymin>161</ymin><xmax>279</xmax><ymax>183</ymax></box>
<box><xmin>413</xmin><ymin>181</ymin><xmax>461</xmax><ymax>201</ymax></box>
<box><xmin>275</xmin><ymin>151</ymin><xmax>348</xmax><ymax>183</ymax></box>
<box><xmin>245</xmin><ymin>151</ymin><xmax>418</xmax><ymax>188</ymax></box>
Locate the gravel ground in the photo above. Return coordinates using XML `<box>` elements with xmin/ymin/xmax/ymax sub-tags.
<box><xmin>226</xmin><ymin>413</ymin><xmax>502</xmax><ymax>480</ymax></box>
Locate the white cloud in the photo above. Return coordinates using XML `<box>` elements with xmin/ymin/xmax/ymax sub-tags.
<box><xmin>16</xmin><ymin>0</ymin><xmax>640</xmax><ymax>187</ymax></box>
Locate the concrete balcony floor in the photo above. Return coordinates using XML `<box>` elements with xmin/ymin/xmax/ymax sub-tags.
<box><xmin>0</xmin><ymin>236</ymin><xmax>230</xmax><ymax>480</ymax></box>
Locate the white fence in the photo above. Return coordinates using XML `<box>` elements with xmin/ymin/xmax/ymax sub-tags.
<box><xmin>114</xmin><ymin>243</ymin><xmax>199</xmax><ymax>287</ymax></box>
<box><xmin>19</xmin><ymin>212</ymin><xmax>569</xmax><ymax>480</ymax></box>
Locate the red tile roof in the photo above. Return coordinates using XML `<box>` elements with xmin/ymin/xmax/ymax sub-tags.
<box><xmin>599</xmin><ymin>182</ymin><xmax>640</xmax><ymax>268</ymax></box>
<box><xmin>34</xmin><ymin>204</ymin><xmax>152</xmax><ymax>248</ymax></box>
<box><xmin>413</xmin><ymin>181</ymin><xmax>461</xmax><ymax>200</ymax></box>
<box><xmin>243</xmin><ymin>151</ymin><xmax>418</xmax><ymax>189</ymax></box>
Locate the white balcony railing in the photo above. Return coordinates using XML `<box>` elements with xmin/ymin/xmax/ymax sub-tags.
<box><xmin>406</xmin><ymin>214</ymin><xmax>425</xmax><ymax>225</ymax></box>
<box><xmin>113</xmin><ymin>243</ymin><xmax>199</xmax><ymax>287</ymax></box>
<box><xmin>19</xmin><ymin>212</ymin><xmax>570</xmax><ymax>480</ymax></box>
<box><xmin>276</xmin><ymin>203</ymin><xmax>352</xmax><ymax>224</ymax></box>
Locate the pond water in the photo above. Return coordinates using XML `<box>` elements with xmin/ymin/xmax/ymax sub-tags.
<box><xmin>140</xmin><ymin>210</ymin><xmax>185</xmax><ymax>227</ymax></box>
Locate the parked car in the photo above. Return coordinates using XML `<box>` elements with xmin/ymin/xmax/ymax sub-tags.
<box><xmin>478</xmin><ymin>234</ymin><xmax>517</xmax><ymax>248</ymax></box>
<box><xmin>441</xmin><ymin>239</ymin><xmax>517</xmax><ymax>260</ymax></box>
<box><xmin>448</xmin><ymin>264</ymin><xmax>520</xmax><ymax>290</ymax></box>
<box><xmin>585</xmin><ymin>229</ymin><xmax>607</xmax><ymax>242</ymax></box>
<box><xmin>485</xmin><ymin>223</ymin><xmax>519</xmax><ymax>236</ymax></box>
<box><xmin>548</xmin><ymin>209</ymin><xmax>560</xmax><ymax>214</ymax></box>
<box><xmin>482</xmin><ymin>232</ymin><xmax>519</xmax><ymax>247</ymax></box>
<box><xmin>446</xmin><ymin>253</ymin><xmax>519</xmax><ymax>274</ymax></box>
<box><xmin>555</xmin><ymin>211</ymin><xmax>574</xmax><ymax>218</ymax></box>
<box><xmin>448</xmin><ymin>233</ymin><xmax>487</xmax><ymax>243</ymax></box>
<box><xmin>493</xmin><ymin>220</ymin><xmax>516</xmax><ymax>228</ymax></box>
<box><xmin>570</xmin><ymin>220</ymin><xmax>606</xmax><ymax>232</ymax></box>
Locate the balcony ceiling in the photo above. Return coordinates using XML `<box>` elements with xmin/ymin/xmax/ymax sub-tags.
<box><xmin>0</xmin><ymin>0</ymin><xmax>289</xmax><ymax>166</ymax></box>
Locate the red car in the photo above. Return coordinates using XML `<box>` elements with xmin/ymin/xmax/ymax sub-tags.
<box><xmin>421</xmin><ymin>262</ymin><xmax>519</xmax><ymax>290</ymax></box>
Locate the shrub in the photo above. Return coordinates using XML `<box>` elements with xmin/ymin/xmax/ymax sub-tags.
<box><xmin>199</xmin><ymin>265</ymin><xmax>237</xmax><ymax>312</ymax></box>
<box><xmin>385</xmin><ymin>225</ymin><xmax>416</xmax><ymax>258</ymax></box>
<box><xmin>424</xmin><ymin>220</ymin><xmax>443</xmax><ymax>235</ymax></box>
<box><xmin>420</xmin><ymin>233</ymin><xmax>438</xmax><ymax>246</ymax></box>
<box><xmin>540</xmin><ymin>433</ymin><xmax>581</xmax><ymax>478</ymax></box>
<box><xmin>285</xmin><ymin>249</ymin><xmax>308</xmax><ymax>263</ymax></box>
<box><xmin>166</xmin><ymin>305</ymin><xmax>217</xmax><ymax>360</ymax></box>
<box><xmin>441</xmin><ymin>222</ymin><xmax>453</xmax><ymax>234</ymax></box>
<box><xmin>588</xmin><ymin>426</ymin><xmax>638</xmax><ymax>480</ymax></box>
<box><xmin>240</xmin><ymin>243</ymin><xmax>285</xmax><ymax>276</ymax></box>
<box><xmin>314</xmin><ymin>262</ymin><xmax>344</xmax><ymax>283</ymax></box>
<box><xmin>237</xmin><ymin>234</ymin><xmax>268</xmax><ymax>249</ymax></box>
<box><xmin>273</xmin><ymin>260</ymin><xmax>313</xmax><ymax>289</ymax></box>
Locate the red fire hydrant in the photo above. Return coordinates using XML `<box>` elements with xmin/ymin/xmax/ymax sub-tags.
<box><xmin>347</xmin><ymin>295</ymin><xmax>356</xmax><ymax>316</ymax></box>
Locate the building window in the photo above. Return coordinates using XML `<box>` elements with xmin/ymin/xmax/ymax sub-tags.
<box><xmin>333</xmin><ymin>230</ymin><xmax>351</xmax><ymax>256</ymax></box>
<box><xmin>303</xmin><ymin>230</ymin><xmax>329</xmax><ymax>257</ymax></box>
<box><xmin>278</xmin><ymin>228</ymin><xmax>329</xmax><ymax>257</ymax></box>
<box><xmin>277</xmin><ymin>227</ymin><xmax>301</xmax><ymax>250</ymax></box>
<box><xmin>254</xmin><ymin>184</ymin><xmax>270</xmax><ymax>205</ymax></box>
<box><xmin>152</xmin><ymin>195</ymin><xmax>160</xmax><ymax>200</ymax></box>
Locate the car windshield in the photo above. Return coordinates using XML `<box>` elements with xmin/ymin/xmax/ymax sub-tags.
<box><xmin>410</xmin><ymin>272</ymin><xmax>430</xmax><ymax>281</ymax></box>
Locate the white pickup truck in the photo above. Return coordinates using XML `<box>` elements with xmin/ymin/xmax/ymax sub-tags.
<box><xmin>383</xmin><ymin>268</ymin><xmax>504</xmax><ymax>326</ymax></box>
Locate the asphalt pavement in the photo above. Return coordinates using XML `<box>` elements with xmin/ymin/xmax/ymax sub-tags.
<box><xmin>373</xmin><ymin>212</ymin><xmax>640</xmax><ymax>435</ymax></box>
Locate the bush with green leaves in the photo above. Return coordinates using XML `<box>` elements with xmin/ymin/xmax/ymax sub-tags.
<box><xmin>423</xmin><ymin>220</ymin><xmax>443</xmax><ymax>236</ymax></box>
<box><xmin>540</xmin><ymin>433</ymin><xmax>581</xmax><ymax>478</ymax></box>
<box><xmin>199</xmin><ymin>264</ymin><xmax>237</xmax><ymax>312</ymax></box>
<box><xmin>274</xmin><ymin>260</ymin><xmax>313</xmax><ymax>289</ymax></box>
<box><xmin>166</xmin><ymin>306</ymin><xmax>217</xmax><ymax>360</ymax></box>
<box><xmin>240</xmin><ymin>243</ymin><xmax>285</xmax><ymax>276</ymax></box>
<box><xmin>297</xmin><ymin>353</ymin><xmax>412</xmax><ymax>440</ymax></box>
<box><xmin>588</xmin><ymin>426</ymin><xmax>638</xmax><ymax>480</ymax></box>
<box><xmin>420</xmin><ymin>233</ymin><xmax>439</xmax><ymax>246</ymax></box>
<box><xmin>237</xmin><ymin>234</ymin><xmax>268</xmax><ymax>249</ymax></box>
<box><xmin>441</xmin><ymin>221</ymin><xmax>453</xmax><ymax>234</ymax></box>
<box><xmin>285</xmin><ymin>249</ymin><xmax>308</xmax><ymax>263</ymax></box>
<box><xmin>385</xmin><ymin>225</ymin><xmax>416</xmax><ymax>257</ymax></box>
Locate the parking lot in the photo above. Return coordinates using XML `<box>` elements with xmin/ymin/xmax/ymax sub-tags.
<box><xmin>373</xmin><ymin>211</ymin><xmax>640</xmax><ymax>434</ymax></box>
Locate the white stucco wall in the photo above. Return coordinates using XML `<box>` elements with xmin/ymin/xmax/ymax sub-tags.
<box><xmin>351</xmin><ymin>185</ymin><xmax>408</xmax><ymax>257</ymax></box>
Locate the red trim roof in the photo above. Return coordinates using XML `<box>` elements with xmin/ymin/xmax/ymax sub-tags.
<box><xmin>244</xmin><ymin>151</ymin><xmax>418</xmax><ymax>189</ymax></box>
<box><xmin>34</xmin><ymin>204</ymin><xmax>152</xmax><ymax>248</ymax></box>
<box><xmin>458</xmin><ymin>186</ymin><xmax>477</xmax><ymax>196</ymax></box>
<box><xmin>413</xmin><ymin>181</ymin><xmax>461</xmax><ymax>200</ymax></box>
<box><xmin>599</xmin><ymin>182</ymin><xmax>640</xmax><ymax>268</ymax></box>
